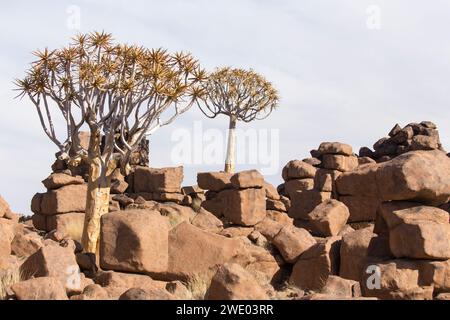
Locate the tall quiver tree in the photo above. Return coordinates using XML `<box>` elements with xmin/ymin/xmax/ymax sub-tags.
<box><xmin>198</xmin><ymin>68</ymin><xmax>279</xmax><ymax>173</ymax></box>
<box><xmin>15</xmin><ymin>32</ymin><xmax>206</xmax><ymax>255</ymax></box>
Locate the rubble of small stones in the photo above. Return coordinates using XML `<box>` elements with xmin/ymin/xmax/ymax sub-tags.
<box><xmin>1</xmin><ymin>122</ymin><xmax>449</xmax><ymax>300</ymax></box>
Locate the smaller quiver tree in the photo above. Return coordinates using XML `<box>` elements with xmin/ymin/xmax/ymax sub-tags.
<box><xmin>15</xmin><ymin>32</ymin><xmax>206</xmax><ymax>255</ymax></box>
<box><xmin>198</xmin><ymin>67</ymin><xmax>279</xmax><ymax>173</ymax></box>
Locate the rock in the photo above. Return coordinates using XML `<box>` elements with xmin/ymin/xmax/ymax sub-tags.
<box><xmin>288</xmin><ymin>190</ymin><xmax>332</xmax><ymax>220</ymax></box>
<box><xmin>197</xmin><ymin>172</ymin><xmax>232</xmax><ymax>192</ymax></box>
<box><xmin>158</xmin><ymin>202</ymin><xmax>195</xmax><ymax>228</ymax></box>
<box><xmin>321</xmin><ymin>155</ymin><xmax>359</xmax><ymax>172</ymax></box>
<box><xmin>284</xmin><ymin>179</ymin><xmax>314</xmax><ymax>197</ymax></box>
<box><xmin>166</xmin><ymin>281</ymin><xmax>192</xmax><ymax>300</ymax></box>
<box><xmin>338</xmin><ymin>151</ymin><xmax>450</xmax><ymax>206</ymax></box>
<box><xmin>339</xmin><ymin>196</ymin><xmax>380</xmax><ymax>223</ymax></box>
<box><xmin>110</xmin><ymin>179</ymin><xmax>129</xmax><ymax>194</ymax></box>
<box><xmin>388</xmin><ymin>124</ymin><xmax>402</xmax><ymax>137</ymax></box>
<box><xmin>263</xmin><ymin>181</ymin><xmax>280</xmax><ymax>200</ymax></box>
<box><xmin>40</xmin><ymin>184</ymin><xmax>87</xmax><ymax>215</ymax></box>
<box><xmin>31</xmin><ymin>213</ymin><xmax>47</xmax><ymax>231</ymax></box>
<box><xmin>191</xmin><ymin>208</ymin><xmax>224</xmax><ymax>233</ymax></box>
<box><xmin>11</xmin><ymin>277</ymin><xmax>68</xmax><ymax>300</ymax></box>
<box><xmin>358</xmin><ymin>157</ymin><xmax>376</xmax><ymax>165</ymax></box>
<box><xmin>41</xmin><ymin>173</ymin><xmax>84</xmax><ymax>190</ymax></box>
<box><xmin>119</xmin><ymin>287</ymin><xmax>174</xmax><ymax>300</ymax></box>
<box><xmin>266</xmin><ymin>210</ymin><xmax>293</xmax><ymax>225</ymax></box>
<box><xmin>336</xmin><ymin>163</ymin><xmax>380</xmax><ymax>197</ymax></box>
<box><xmin>391</xmin><ymin>126</ymin><xmax>414</xmax><ymax>144</ymax></box>
<box><xmin>387</xmin><ymin>206</ymin><xmax>450</xmax><ymax>260</ymax></box>
<box><xmin>314</xmin><ymin>172</ymin><xmax>333</xmax><ymax>192</ymax></box>
<box><xmin>340</xmin><ymin>227</ymin><xmax>374</xmax><ymax>281</ymax></box>
<box><xmin>377</xmin><ymin>151</ymin><xmax>450</xmax><ymax>205</ymax></box>
<box><xmin>411</xmin><ymin>135</ymin><xmax>439</xmax><ymax>150</ymax></box>
<box><xmin>220</xmin><ymin>226</ymin><xmax>254</xmax><ymax>238</ymax></box>
<box><xmin>307</xmin><ymin>199</ymin><xmax>350</xmax><ymax>237</ymax></box>
<box><xmin>46</xmin><ymin>212</ymin><xmax>85</xmax><ymax>241</ymax></box>
<box><xmin>321</xmin><ymin>275</ymin><xmax>361</xmax><ymax>298</ymax></box>
<box><xmin>272</xmin><ymin>225</ymin><xmax>316</xmax><ymax>263</ymax></box>
<box><xmin>361</xmin><ymin>260</ymin><xmax>433</xmax><ymax>300</ymax></box>
<box><xmin>230</xmin><ymin>170</ymin><xmax>264</xmax><ymax>189</ymax></box>
<box><xmin>222</xmin><ymin>188</ymin><xmax>266</xmax><ymax>226</ymax></box>
<box><xmin>0</xmin><ymin>195</ymin><xmax>12</xmax><ymax>218</ymax></box>
<box><xmin>134</xmin><ymin>166</ymin><xmax>183</xmax><ymax>193</ymax></box>
<box><xmin>436</xmin><ymin>293</ymin><xmax>450</xmax><ymax>300</ymax></box>
<box><xmin>205</xmin><ymin>263</ymin><xmax>268</xmax><ymax>300</ymax></box>
<box><xmin>94</xmin><ymin>270</ymin><xmax>166</xmax><ymax>298</ymax></box>
<box><xmin>255</xmin><ymin>218</ymin><xmax>284</xmax><ymax>240</ymax></box>
<box><xmin>166</xmin><ymin>222</ymin><xmax>244</xmax><ymax>281</ymax></box>
<box><xmin>11</xmin><ymin>231</ymin><xmax>43</xmax><ymax>258</ymax></box>
<box><xmin>100</xmin><ymin>209</ymin><xmax>169</xmax><ymax>275</ymax></box>
<box><xmin>0</xmin><ymin>219</ymin><xmax>15</xmax><ymax>260</ymax></box>
<box><xmin>290</xmin><ymin>237</ymin><xmax>341</xmax><ymax>291</ymax></box>
<box><xmin>318</xmin><ymin>142</ymin><xmax>353</xmax><ymax>156</ymax></box>
<box><xmin>71</xmin><ymin>284</ymin><xmax>109</xmax><ymax>300</ymax></box>
<box><xmin>282</xmin><ymin>160</ymin><xmax>317</xmax><ymax>181</ymax></box>
<box><xmin>266</xmin><ymin>199</ymin><xmax>287</xmax><ymax>212</ymax></box>
<box><xmin>20</xmin><ymin>243</ymin><xmax>80</xmax><ymax>293</ymax></box>
<box><xmin>359</xmin><ymin>147</ymin><xmax>374</xmax><ymax>158</ymax></box>
<box><xmin>302</xmin><ymin>157</ymin><xmax>321</xmax><ymax>167</ymax></box>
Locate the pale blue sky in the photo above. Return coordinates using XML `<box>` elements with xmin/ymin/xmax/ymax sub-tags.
<box><xmin>1</xmin><ymin>0</ymin><xmax>449</xmax><ymax>215</ymax></box>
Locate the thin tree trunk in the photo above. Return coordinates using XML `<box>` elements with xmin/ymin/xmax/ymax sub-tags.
<box><xmin>224</xmin><ymin>116</ymin><xmax>237</xmax><ymax>173</ymax></box>
<box><xmin>81</xmin><ymin>158</ymin><xmax>111</xmax><ymax>255</ymax></box>
<box><xmin>81</xmin><ymin>128</ymin><xmax>115</xmax><ymax>256</ymax></box>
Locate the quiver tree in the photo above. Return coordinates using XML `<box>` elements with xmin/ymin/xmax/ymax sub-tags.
<box><xmin>15</xmin><ymin>32</ymin><xmax>206</xmax><ymax>255</ymax></box>
<box><xmin>198</xmin><ymin>68</ymin><xmax>279</xmax><ymax>173</ymax></box>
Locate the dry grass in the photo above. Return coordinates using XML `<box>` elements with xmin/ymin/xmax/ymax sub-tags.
<box><xmin>0</xmin><ymin>266</ymin><xmax>23</xmax><ymax>300</ymax></box>
<box><xmin>184</xmin><ymin>270</ymin><xmax>216</xmax><ymax>300</ymax></box>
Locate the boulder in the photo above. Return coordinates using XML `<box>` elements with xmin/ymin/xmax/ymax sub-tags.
<box><xmin>166</xmin><ymin>222</ymin><xmax>244</xmax><ymax>281</ymax></box>
<box><xmin>263</xmin><ymin>181</ymin><xmax>281</xmax><ymax>200</ymax></box>
<box><xmin>0</xmin><ymin>219</ymin><xmax>15</xmax><ymax>260</ymax></box>
<box><xmin>339</xmin><ymin>196</ymin><xmax>380</xmax><ymax>222</ymax></box>
<box><xmin>230</xmin><ymin>170</ymin><xmax>264</xmax><ymax>189</ymax></box>
<box><xmin>337</xmin><ymin>151</ymin><xmax>450</xmax><ymax>206</ymax></box>
<box><xmin>11</xmin><ymin>277</ymin><xmax>68</xmax><ymax>300</ymax></box>
<box><xmin>272</xmin><ymin>225</ymin><xmax>316</xmax><ymax>263</ymax></box>
<box><xmin>40</xmin><ymin>184</ymin><xmax>87</xmax><ymax>215</ymax></box>
<box><xmin>20</xmin><ymin>243</ymin><xmax>80</xmax><ymax>293</ymax></box>
<box><xmin>307</xmin><ymin>199</ymin><xmax>350</xmax><ymax>237</ymax></box>
<box><xmin>255</xmin><ymin>218</ymin><xmax>284</xmax><ymax>240</ymax></box>
<box><xmin>119</xmin><ymin>287</ymin><xmax>174</xmax><ymax>300</ymax></box>
<box><xmin>94</xmin><ymin>270</ymin><xmax>166</xmax><ymax>298</ymax></box>
<box><xmin>282</xmin><ymin>160</ymin><xmax>317</xmax><ymax>181</ymax></box>
<box><xmin>11</xmin><ymin>231</ymin><xmax>43</xmax><ymax>258</ymax></box>
<box><xmin>284</xmin><ymin>179</ymin><xmax>314</xmax><ymax>197</ymax></box>
<box><xmin>46</xmin><ymin>212</ymin><xmax>85</xmax><ymax>241</ymax></box>
<box><xmin>191</xmin><ymin>208</ymin><xmax>224</xmax><ymax>233</ymax></box>
<box><xmin>222</xmin><ymin>188</ymin><xmax>266</xmax><ymax>226</ymax></box>
<box><xmin>339</xmin><ymin>227</ymin><xmax>374</xmax><ymax>281</ymax></box>
<box><xmin>205</xmin><ymin>263</ymin><xmax>268</xmax><ymax>300</ymax></box>
<box><xmin>42</xmin><ymin>173</ymin><xmax>84</xmax><ymax>190</ymax></box>
<box><xmin>318</xmin><ymin>142</ymin><xmax>353</xmax><ymax>156</ymax></box>
<box><xmin>288</xmin><ymin>190</ymin><xmax>331</xmax><ymax>220</ymax></box>
<box><xmin>100</xmin><ymin>210</ymin><xmax>169</xmax><ymax>275</ymax></box>
<box><xmin>321</xmin><ymin>154</ymin><xmax>358</xmax><ymax>172</ymax></box>
<box><xmin>361</xmin><ymin>260</ymin><xmax>433</xmax><ymax>300</ymax></box>
<box><xmin>266</xmin><ymin>199</ymin><xmax>287</xmax><ymax>212</ymax></box>
<box><xmin>197</xmin><ymin>172</ymin><xmax>232</xmax><ymax>192</ymax></box>
<box><xmin>290</xmin><ymin>237</ymin><xmax>341</xmax><ymax>291</ymax></box>
<box><xmin>71</xmin><ymin>284</ymin><xmax>109</xmax><ymax>300</ymax></box>
<box><xmin>388</xmin><ymin>206</ymin><xmax>450</xmax><ymax>260</ymax></box>
<box><xmin>0</xmin><ymin>195</ymin><xmax>12</xmax><ymax>218</ymax></box>
<box><xmin>321</xmin><ymin>275</ymin><xmax>361</xmax><ymax>298</ymax></box>
<box><xmin>134</xmin><ymin>166</ymin><xmax>183</xmax><ymax>193</ymax></box>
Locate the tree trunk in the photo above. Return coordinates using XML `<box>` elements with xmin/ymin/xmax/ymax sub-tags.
<box><xmin>224</xmin><ymin>116</ymin><xmax>237</xmax><ymax>173</ymax></box>
<box><xmin>81</xmin><ymin>157</ymin><xmax>112</xmax><ymax>255</ymax></box>
<box><xmin>81</xmin><ymin>129</ymin><xmax>116</xmax><ymax>257</ymax></box>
